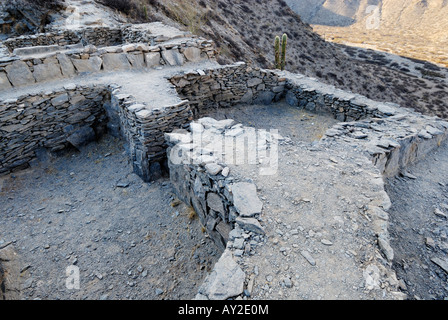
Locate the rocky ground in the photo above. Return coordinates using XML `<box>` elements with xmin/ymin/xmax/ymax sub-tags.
<box><xmin>0</xmin><ymin>134</ymin><xmax>220</xmax><ymax>300</ymax></box>
<box><xmin>205</xmin><ymin>102</ymin><xmax>400</xmax><ymax>300</ymax></box>
<box><xmin>386</xmin><ymin>143</ymin><xmax>448</xmax><ymax>300</ymax></box>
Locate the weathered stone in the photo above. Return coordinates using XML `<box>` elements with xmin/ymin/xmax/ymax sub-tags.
<box><xmin>231</xmin><ymin>182</ymin><xmax>263</xmax><ymax>217</ymax></box>
<box><xmin>207</xmin><ymin>192</ymin><xmax>225</xmax><ymax>216</ymax></box>
<box><xmin>235</xmin><ymin>217</ymin><xmax>265</xmax><ymax>235</ymax></box>
<box><xmin>162</xmin><ymin>49</ymin><xmax>184</xmax><ymax>66</ymax></box>
<box><xmin>431</xmin><ymin>257</ymin><xmax>448</xmax><ymax>274</ymax></box>
<box><xmin>205</xmin><ymin>163</ymin><xmax>223</xmax><ymax>176</ymax></box>
<box><xmin>300</xmin><ymin>250</ymin><xmax>316</xmax><ymax>266</ymax></box>
<box><xmin>145</xmin><ymin>52</ymin><xmax>161</xmax><ymax>67</ymax></box>
<box><xmin>197</xmin><ymin>250</ymin><xmax>245</xmax><ymax>300</ymax></box>
<box><xmin>71</xmin><ymin>56</ymin><xmax>103</xmax><ymax>73</ymax></box>
<box><xmin>0</xmin><ymin>72</ymin><xmax>12</xmax><ymax>90</ymax></box>
<box><xmin>102</xmin><ymin>53</ymin><xmax>132</xmax><ymax>71</ymax></box>
<box><xmin>183</xmin><ymin>47</ymin><xmax>202</xmax><ymax>62</ymax></box>
<box><xmin>67</xmin><ymin>126</ymin><xmax>96</xmax><ymax>149</ymax></box>
<box><xmin>51</xmin><ymin>93</ymin><xmax>69</xmax><ymax>106</ymax></box>
<box><xmin>57</xmin><ymin>53</ymin><xmax>76</xmax><ymax>77</ymax></box>
<box><xmin>33</xmin><ymin>59</ymin><xmax>63</xmax><ymax>82</ymax></box>
<box><xmin>5</xmin><ymin>60</ymin><xmax>35</xmax><ymax>87</ymax></box>
<box><xmin>247</xmin><ymin>77</ymin><xmax>263</xmax><ymax>87</ymax></box>
<box><xmin>127</xmin><ymin>53</ymin><xmax>146</xmax><ymax>69</ymax></box>
<box><xmin>254</xmin><ymin>91</ymin><xmax>275</xmax><ymax>105</ymax></box>
<box><xmin>65</xmin><ymin>111</ymin><xmax>92</xmax><ymax>124</ymax></box>
<box><xmin>378</xmin><ymin>235</ymin><xmax>394</xmax><ymax>262</ymax></box>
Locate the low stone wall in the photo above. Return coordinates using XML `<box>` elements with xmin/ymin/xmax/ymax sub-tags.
<box><xmin>0</xmin><ymin>37</ymin><xmax>216</xmax><ymax>90</ymax></box>
<box><xmin>278</xmin><ymin>71</ymin><xmax>448</xmax><ymax>178</ymax></box>
<box><xmin>165</xmin><ymin>118</ymin><xmax>266</xmax><ymax>250</ymax></box>
<box><xmin>284</xmin><ymin>71</ymin><xmax>400</xmax><ymax>121</ymax></box>
<box><xmin>0</xmin><ymin>84</ymin><xmax>110</xmax><ymax>175</ymax></box>
<box><xmin>165</xmin><ymin>118</ymin><xmax>269</xmax><ymax>299</ymax></box>
<box><xmin>3</xmin><ymin>22</ymin><xmax>197</xmax><ymax>54</ymax></box>
<box><xmin>169</xmin><ymin>62</ymin><xmax>286</xmax><ymax>116</ymax></box>
<box><xmin>321</xmin><ymin>113</ymin><xmax>448</xmax><ymax>178</ymax></box>
<box><xmin>3</xmin><ymin>27</ymin><xmax>123</xmax><ymax>52</ymax></box>
<box><xmin>109</xmin><ymin>89</ymin><xmax>194</xmax><ymax>182</ymax></box>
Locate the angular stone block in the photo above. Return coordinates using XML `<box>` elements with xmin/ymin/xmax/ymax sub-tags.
<box><xmin>162</xmin><ymin>49</ymin><xmax>184</xmax><ymax>66</ymax></box>
<box><xmin>207</xmin><ymin>192</ymin><xmax>226</xmax><ymax>216</ymax></box>
<box><xmin>57</xmin><ymin>53</ymin><xmax>76</xmax><ymax>77</ymax></box>
<box><xmin>102</xmin><ymin>53</ymin><xmax>132</xmax><ymax>71</ymax></box>
<box><xmin>197</xmin><ymin>250</ymin><xmax>245</xmax><ymax>300</ymax></box>
<box><xmin>231</xmin><ymin>182</ymin><xmax>263</xmax><ymax>217</ymax></box>
<box><xmin>127</xmin><ymin>53</ymin><xmax>146</xmax><ymax>69</ymax></box>
<box><xmin>5</xmin><ymin>60</ymin><xmax>35</xmax><ymax>87</ymax></box>
<box><xmin>67</xmin><ymin>126</ymin><xmax>96</xmax><ymax>149</ymax></box>
<box><xmin>33</xmin><ymin>58</ymin><xmax>63</xmax><ymax>83</ymax></box>
<box><xmin>71</xmin><ymin>56</ymin><xmax>103</xmax><ymax>73</ymax></box>
<box><xmin>145</xmin><ymin>52</ymin><xmax>161</xmax><ymax>68</ymax></box>
<box><xmin>183</xmin><ymin>47</ymin><xmax>202</xmax><ymax>62</ymax></box>
<box><xmin>0</xmin><ymin>72</ymin><xmax>12</xmax><ymax>90</ymax></box>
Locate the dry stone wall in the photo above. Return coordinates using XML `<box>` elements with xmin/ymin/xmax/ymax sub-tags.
<box><xmin>280</xmin><ymin>71</ymin><xmax>448</xmax><ymax>178</ymax></box>
<box><xmin>0</xmin><ymin>37</ymin><xmax>216</xmax><ymax>91</ymax></box>
<box><xmin>3</xmin><ymin>27</ymin><xmax>122</xmax><ymax>52</ymax></box>
<box><xmin>164</xmin><ymin>117</ymin><xmax>267</xmax><ymax>254</ymax></box>
<box><xmin>0</xmin><ymin>84</ymin><xmax>110</xmax><ymax>175</ymax></box>
<box><xmin>109</xmin><ymin>89</ymin><xmax>194</xmax><ymax>182</ymax></box>
<box><xmin>169</xmin><ymin>62</ymin><xmax>287</xmax><ymax>117</ymax></box>
<box><xmin>2</xmin><ymin>22</ymin><xmax>188</xmax><ymax>53</ymax></box>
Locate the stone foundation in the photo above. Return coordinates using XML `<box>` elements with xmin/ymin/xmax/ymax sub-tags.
<box><xmin>0</xmin><ymin>84</ymin><xmax>110</xmax><ymax>175</ymax></box>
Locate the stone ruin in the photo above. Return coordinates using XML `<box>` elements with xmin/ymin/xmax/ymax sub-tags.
<box><xmin>1</xmin><ymin>19</ymin><xmax>448</xmax><ymax>300</ymax></box>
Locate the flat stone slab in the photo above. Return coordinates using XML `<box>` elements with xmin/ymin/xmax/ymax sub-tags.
<box><xmin>71</xmin><ymin>56</ymin><xmax>103</xmax><ymax>73</ymax></box>
<box><xmin>196</xmin><ymin>250</ymin><xmax>245</xmax><ymax>300</ymax></box>
<box><xmin>5</xmin><ymin>60</ymin><xmax>35</xmax><ymax>87</ymax></box>
<box><xmin>102</xmin><ymin>53</ymin><xmax>132</xmax><ymax>71</ymax></box>
<box><xmin>231</xmin><ymin>182</ymin><xmax>263</xmax><ymax>217</ymax></box>
<box><xmin>0</xmin><ymin>72</ymin><xmax>12</xmax><ymax>90</ymax></box>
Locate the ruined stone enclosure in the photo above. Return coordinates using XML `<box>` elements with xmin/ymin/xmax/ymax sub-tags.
<box><xmin>1</xmin><ymin>21</ymin><xmax>448</xmax><ymax>300</ymax></box>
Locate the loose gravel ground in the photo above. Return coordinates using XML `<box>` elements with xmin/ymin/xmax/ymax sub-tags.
<box><xmin>0</xmin><ymin>134</ymin><xmax>220</xmax><ymax>300</ymax></box>
<box><xmin>386</xmin><ymin>141</ymin><xmax>448</xmax><ymax>300</ymax></box>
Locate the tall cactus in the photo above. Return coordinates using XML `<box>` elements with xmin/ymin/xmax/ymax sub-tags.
<box><xmin>274</xmin><ymin>33</ymin><xmax>287</xmax><ymax>70</ymax></box>
<box><xmin>280</xmin><ymin>33</ymin><xmax>287</xmax><ymax>71</ymax></box>
<box><xmin>274</xmin><ymin>36</ymin><xmax>281</xmax><ymax>70</ymax></box>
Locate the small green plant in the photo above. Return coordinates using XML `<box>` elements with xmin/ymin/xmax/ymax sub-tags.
<box><xmin>274</xmin><ymin>33</ymin><xmax>287</xmax><ymax>70</ymax></box>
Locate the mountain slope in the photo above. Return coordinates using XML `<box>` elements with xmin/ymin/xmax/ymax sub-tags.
<box><xmin>125</xmin><ymin>0</ymin><xmax>448</xmax><ymax>119</ymax></box>
<box><xmin>286</xmin><ymin>0</ymin><xmax>448</xmax><ymax>42</ymax></box>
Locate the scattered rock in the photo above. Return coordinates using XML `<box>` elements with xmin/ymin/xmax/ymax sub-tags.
<box><xmin>300</xmin><ymin>250</ymin><xmax>316</xmax><ymax>266</ymax></box>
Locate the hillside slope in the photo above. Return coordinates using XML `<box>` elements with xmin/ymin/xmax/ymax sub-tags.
<box><xmin>286</xmin><ymin>0</ymin><xmax>448</xmax><ymax>42</ymax></box>
<box><xmin>123</xmin><ymin>0</ymin><xmax>448</xmax><ymax>119</ymax></box>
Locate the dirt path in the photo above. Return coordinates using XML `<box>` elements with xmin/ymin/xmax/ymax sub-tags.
<box><xmin>0</xmin><ymin>134</ymin><xmax>220</xmax><ymax>300</ymax></box>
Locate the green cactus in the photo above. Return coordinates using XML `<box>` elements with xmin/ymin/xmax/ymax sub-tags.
<box><xmin>274</xmin><ymin>33</ymin><xmax>287</xmax><ymax>70</ymax></box>
<box><xmin>274</xmin><ymin>36</ymin><xmax>281</xmax><ymax>70</ymax></box>
<box><xmin>280</xmin><ymin>33</ymin><xmax>287</xmax><ymax>71</ymax></box>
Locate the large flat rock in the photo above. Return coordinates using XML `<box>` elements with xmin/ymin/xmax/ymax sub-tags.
<box><xmin>32</xmin><ymin>58</ymin><xmax>63</xmax><ymax>82</ymax></box>
<box><xmin>5</xmin><ymin>60</ymin><xmax>35</xmax><ymax>87</ymax></box>
<box><xmin>231</xmin><ymin>182</ymin><xmax>263</xmax><ymax>217</ymax></box>
<box><xmin>102</xmin><ymin>53</ymin><xmax>132</xmax><ymax>71</ymax></box>
<box><xmin>71</xmin><ymin>56</ymin><xmax>103</xmax><ymax>73</ymax></box>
